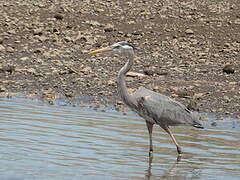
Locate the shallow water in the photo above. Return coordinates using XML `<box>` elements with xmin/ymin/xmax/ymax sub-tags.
<box><xmin>0</xmin><ymin>98</ymin><xmax>239</xmax><ymax>180</ymax></box>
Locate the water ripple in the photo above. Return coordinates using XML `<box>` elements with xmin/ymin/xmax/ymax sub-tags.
<box><xmin>0</xmin><ymin>98</ymin><xmax>239</xmax><ymax>180</ymax></box>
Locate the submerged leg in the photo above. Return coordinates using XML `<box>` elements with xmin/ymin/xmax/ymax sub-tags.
<box><xmin>145</xmin><ymin>121</ymin><xmax>154</xmax><ymax>156</ymax></box>
<box><xmin>161</xmin><ymin>126</ymin><xmax>182</xmax><ymax>155</ymax></box>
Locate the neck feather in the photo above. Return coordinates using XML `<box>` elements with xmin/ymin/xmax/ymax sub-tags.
<box><xmin>117</xmin><ymin>53</ymin><xmax>135</xmax><ymax>107</ymax></box>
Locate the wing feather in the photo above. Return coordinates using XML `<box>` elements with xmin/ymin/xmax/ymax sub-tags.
<box><xmin>131</xmin><ymin>87</ymin><xmax>201</xmax><ymax>126</ymax></box>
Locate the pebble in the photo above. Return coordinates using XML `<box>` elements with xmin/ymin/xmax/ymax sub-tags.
<box><xmin>144</xmin><ymin>69</ymin><xmax>155</xmax><ymax>76</ymax></box>
<box><xmin>126</xmin><ymin>72</ymin><xmax>146</xmax><ymax>78</ymax></box>
<box><xmin>0</xmin><ymin>44</ymin><xmax>5</xmax><ymax>51</ymax></box>
<box><xmin>223</xmin><ymin>64</ymin><xmax>235</xmax><ymax>74</ymax></box>
<box><xmin>54</xmin><ymin>13</ymin><xmax>64</xmax><ymax>20</ymax></box>
<box><xmin>211</xmin><ymin>122</ymin><xmax>217</xmax><ymax>126</ymax></box>
<box><xmin>104</xmin><ymin>24</ymin><xmax>115</xmax><ymax>32</ymax></box>
<box><xmin>6</xmin><ymin>46</ymin><xmax>14</xmax><ymax>53</ymax></box>
<box><xmin>185</xmin><ymin>29</ymin><xmax>194</xmax><ymax>34</ymax></box>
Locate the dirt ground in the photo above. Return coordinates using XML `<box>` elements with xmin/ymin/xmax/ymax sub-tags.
<box><xmin>0</xmin><ymin>0</ymin><xmax>239</xmax><ymax>116</ymax></box>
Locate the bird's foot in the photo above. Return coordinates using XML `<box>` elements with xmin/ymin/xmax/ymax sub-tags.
<box><xmin>177</xmin><ymin>146</ymin><xmax>182</xmax><ymax>155</ymax></box>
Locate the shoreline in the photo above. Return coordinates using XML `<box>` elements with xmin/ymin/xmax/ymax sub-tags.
<box><xmin>0</xmin><ymin>0</ymin><xmax>239</xmax><ymax>115</ymax></box>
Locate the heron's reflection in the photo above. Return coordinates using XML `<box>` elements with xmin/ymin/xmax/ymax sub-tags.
<box><xmin>145</xmin><ymin>155</ymin><xmax>181</xmax><ymax>180</ymax></box>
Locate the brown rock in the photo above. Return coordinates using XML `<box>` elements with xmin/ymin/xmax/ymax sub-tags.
<box><xmin>0</xmin><ymin>44</ymin><xmax>5</xmax><ymax>52</ymax></box>
<box><xmin>54</xmin><ymin>13</ymin><xmax>64</xmax><ymax>20</ymax></box>
<box><xmin>126</xmin><ymin>72</ymin><xmax>146</xmax><ymax>78</ymax></box>
<box><xmin>185</xmin><ymin>29</ymin><xmax>194</xmax><ymax>34</ymax></box>
<box><xmin>223</xmin><ymin>64</ymin><xmax>235</xmax><ymax>74</ymax></box>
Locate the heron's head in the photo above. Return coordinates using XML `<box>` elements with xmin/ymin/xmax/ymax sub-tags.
<box><xmin>89</xmin><ymin>41</ymin><xmax>135</xmax><ymax>56</ymax></box>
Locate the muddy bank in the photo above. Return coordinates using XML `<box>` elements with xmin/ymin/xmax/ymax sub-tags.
<box><xmin>0</xmin><ymin>0</ymin><xmax>239</xmax><ymax>115</ymax></box>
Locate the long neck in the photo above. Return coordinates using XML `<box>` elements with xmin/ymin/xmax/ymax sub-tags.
<box><xmin>117</xmin><ymin>53</ymin><xmax>135</xmax><ymax>108</ymax></box>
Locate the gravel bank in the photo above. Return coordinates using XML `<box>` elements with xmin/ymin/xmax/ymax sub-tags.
<box><xmin>0</xmin><ymin>0</ymin><xmax>239</xmax><ymax>116</ymax></box>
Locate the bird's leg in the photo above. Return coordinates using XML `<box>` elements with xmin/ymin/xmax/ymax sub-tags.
<box><xmin>162</xmin><ymin>126</ymin><xmax>182</xmax><ymax>155</ymax></box>
<box><xmin>145</xmin><ymin>121</ymin><xmax>154</xmax><ymax>156</ymax></box>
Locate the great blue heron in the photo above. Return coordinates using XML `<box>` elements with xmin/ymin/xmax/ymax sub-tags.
<box><xmin>89</xmin><ymin>41</ymin><xmax>203</xmax><ymax>155</ymax></box>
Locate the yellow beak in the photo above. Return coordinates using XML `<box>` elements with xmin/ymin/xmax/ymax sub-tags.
<box><xmin>88</xmin><ymin>47</ymin><xmax>112</xmax><ymax>55</ymax></box>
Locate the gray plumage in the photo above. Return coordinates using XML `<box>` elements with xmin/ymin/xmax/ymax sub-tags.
<box><xmin>132</xmin><ymin>87</ymin><xmax>202</xmax><ymax>127</ymax></box>
<box><xmin>89</xmin><ymin>41</ymin><xmax>203</xmax><ymax>155</ymax></box>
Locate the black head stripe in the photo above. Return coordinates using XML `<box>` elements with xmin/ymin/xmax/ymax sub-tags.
<box><xmin>119</xmin><ymin>42</ymin><xmax>136</xmax><ymax>49</ymax></box>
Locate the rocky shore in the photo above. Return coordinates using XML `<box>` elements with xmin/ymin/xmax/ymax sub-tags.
<box><xmin>0</xmin><ymin>0</ymin><xmax>239</xmax><ymax>116</ymax></box>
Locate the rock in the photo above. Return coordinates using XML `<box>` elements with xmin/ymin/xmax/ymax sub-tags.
<box><xmin>20</xmin><ymin>57</ymin><xmax>30</xmax><ymax>61</ymax></box>
<box><xmin>43</xmin><ymin>52</ymin><xmax>52</xmax><ymax>58</ymax></box>
<box><xmin>211</xmin><ymin>122</ymin><xmax>217</xmax><ymax>126</ymax></box>
<box><xmin>104</xmin><ymin>24</ymin><xmax>115</xmax><ymax>32</ymax></box>
<box><xmin>33</xmin><ymin>28</ymin><xmax>43</xmax><ymax>36</ymax></box>
<box><xmin>0</xmin><ymin>86</ymin><xmax>6</xmax><ymax>92</ymax></box>
<box><xmin>193</xmin><ymin>93</ymin><xmax>204</xmax><ymax>100</ymax></box>
<box><xmin>25</xmin><ymin>68</ymin><xmax>37</xmax><ymax>74</ymax></box>
<box><xmin>223</xmin><ymin>64</ymin><xmax>235</xmax><ymax>74</ymax></box>
<box><xmin>156</xmin><ymin>71</ymin><xmax>168</xmax><ymax>76</ymax></box>
<box><xmin>33</xmin><ymin>48</ymin><xmax>42</xmax><ymax>53</ymax></box>
<box><xmin>223</xmin><ymin>96</ymin><xmax>230</xmax><ymax>103</ymax></box>
<box><xmin>0</xmin><ymin>44</ymin><xmax>5</xmax><ymax>51</ymax></box>
<box><xmin>200</xmin><ymin>116</ymin><xmax>208</xmax><ymax>121</ymax></box>
<box><xmin>0</xmin><ymin>65</ymin><xmax>15</xmax><ymax>73</ymax></box>
<box><xmin>107</xmin><ymin>80</ymin><xmax>115</xmax><ymax>86</ymax></box>
<box><xmin>234</xmin><ymin>18</ymin><xmax>240</xmax><ymax>25</ymax></box>
<box><xmin>36</xmin><ymin>35</ymin><xmax>48</xmax><ymax>42</ymax></box>
<box><xmin>7</xmin><ymin>29</ymin><xmax>16</xmax><ymax>35</ymax></box>
<box><xmin>54</xmin><ymin>13</ymin><xmax>64</xmax><ymax>20</ymax></box>
<box><xmin>175</xmin><ymin>89</ymin><xmax>193</xmax><ymax>98</ymax></box>
<box><xmin>126</xmin><ymin>71</ymin><xmax>146</xmax><ymax>78</ymax></box>
<box><xmin>64</xmin><ymin>36</ymin><xmax>72</xmax><ymax>42</ymax></box>
<box><xmin>144</xmin><ymin>69</ymin><xmax>155</xmax><ymax>76</ymax></box>
<box><xmin>80</xmin><ymin>66</ymin><xmax>92</xmax><ymax>74</ymax></box>
<box><xmin>85</xmin><ymin>20</ymin><xmax>101</xmax><ymax>27</ymax></box>
<box><xmin>187</xmin><ymin>100</ymin><xmax>198</xmax><ymax>110</ymax></box>
<box><xmin>6</xmin><ymin>46</ymin><xmax>14</xmax><ymax>53</ymax></box>
<box><xmin>185</xmin><ymin>29</ymin><xmax>194</xmax><ymax>34</ymax></box>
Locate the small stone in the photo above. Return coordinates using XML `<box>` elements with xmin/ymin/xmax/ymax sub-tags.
<box><xmin>176</xmin><ymin>89</ymin><xmax>193</xmax><ymax>98</ymax></box>
<box><xmin>0</xmin><ymin>65</ymin><xmax>15</xmax><ymax>73</ymax></box>
<box><xmin>7</xmin><ymin>29</ymin><xmax>16</xmax><ymax>35</ymax></box>
<box><xmin>234</xmin><ymin>18</ymin><xmax>240</xmax><ymax>25</ymax></box>
<box><xmin>107</xmin><ymin>80</ymin><xmax>115</xmax><ymax>86</ymax></box>
<box><xmin>6</xmin><ymin>46</ymin><xmax>14</xmax><ymax>53</ymax></box>
<box><xmin>33</xmin><ymin>28</ymin><xmax>43</xmax><ymax>36</ymax></box>
<box><xmin>54</xmin><ymin>13</ymin><xmax>64</xmax><ymax>20</ymax></box>
<box><xmin>80</xmin><ymin>66</ymin><xmax>92</xmax><ymax>74</ymax></box>
<box><xmin>185</xmin><ymin>29</ymin><xmax>194</xmax><ymax>34</ymax></box>
<box><xmin>37</xmin><ymin>35</ymin><xmax>48</xmax><ymax>42</ymax></box>
<box><xmin>86</xmin><ymin>20</ymin><xmax>101</xmax><ymax>26</ymax></box>
<box><xmin>211</xmin><ymin>122</ymin><xmax>217</xmax><ymax>126</ymax></box>
<box><xmin>33</xmin><ymin>48</ymin><xmax>42</xmax><ymax>53</ymax></box>
<box><xmin>0</xmin><ymin>44</ymin><xmax>5</xmax><ymax>51</ymax></box>
<box><xmin>223</xmin><ymin>64</ymin><xmax>235</xmax><ymax>74</ymax></box>
<box><xmin>104</xmin><ymin>24</ymin><xmax>115</xmax><ymax>32</ymax></box>
<box><xmin>126</xmin><ymin>71</ymin><xmax>146</xmax><ymax>78</ymax></box>
<box><xmin>20</xmin><ymin>57</ymin><xmax>30</xmax><ymax>61</ymax></box>
<box><xmin>26</xmin><ymin>68</ymin><xmax>37</xmax><ymax>74</ymax></box>
<box><xmin>193</xmin><ymin>93</ymin><xmax>204</xmax><ymax>100</ymax></box>
<box><xmin>200</xmin><ymin>116</ymin><xmax>208</xmax><ymax>121</ymax></box>
<box><xmin>0</xmin><ymin>86</ymin><xmax>6</xmax><ymax>92</ymax></box>
<box><xmin>64</xmin><ymin>36</ymin><xmax>72</xmax><ymax>42</ymax></box>
<box><xmin>144</xmin><ymin>69</ymin><xmax>155</xmax><ymax>76</ymax></box>
<box><xmin>187</xmin><ymin>100</ymin><xmax>198</xmax><ymax>110</ymax></box>
<box><xmin>156</xmin><ymin>71</ymin><xmax>168</xmax><ymax>76</ymax></box>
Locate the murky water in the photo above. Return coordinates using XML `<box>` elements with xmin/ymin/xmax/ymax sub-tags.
<box><xmin>0</xmin><ymin>98</ymin><xmax>239</xmax><ymax>180</ymax></box>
